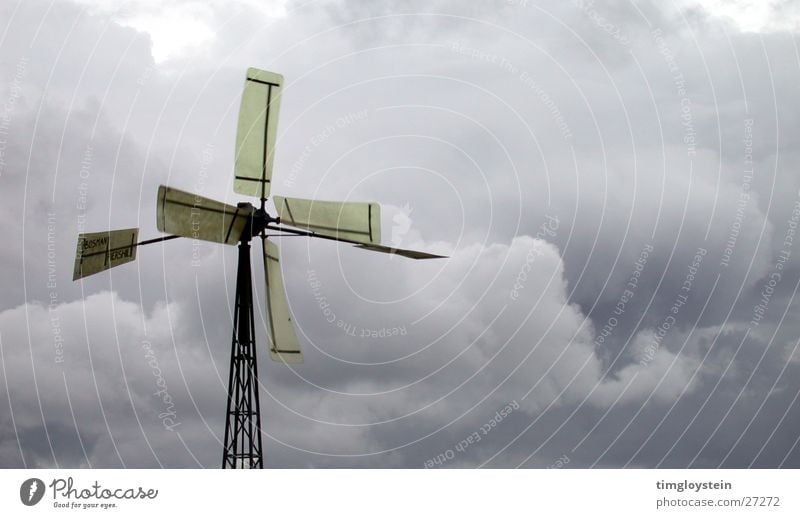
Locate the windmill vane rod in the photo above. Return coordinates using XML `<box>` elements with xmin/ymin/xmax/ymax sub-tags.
<box><xmin>76</xmin><ymin>234</ymin><xmax>181</xmax><ymax>260</ymax></box>
<box><xmin>264</xmin><ymin>224</ymin><xmax>310</xmax><ymax>236</ymax></box>
<box><xmin>263</xmin><ymin>224</ymin><xmax>365</xmax><ymax>246</ymax></box>
<box><xmin>137</xmin><ymin>235</ymin><xmax>182</xmax><ymax>247</ymax></box>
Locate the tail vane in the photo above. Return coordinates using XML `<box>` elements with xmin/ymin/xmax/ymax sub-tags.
<box><xmin>73</xmin><ymin>228</ymin><xmax>139</xmax><ymax>280</ymax></box>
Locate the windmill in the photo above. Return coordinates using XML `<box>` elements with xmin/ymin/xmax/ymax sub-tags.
<box><xmin>72</xmin><ymin>67</ymin><xmax>446</xmax><ymax>469</ymax></box>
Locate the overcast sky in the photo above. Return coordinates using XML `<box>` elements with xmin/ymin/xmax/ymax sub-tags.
<box><xmin>1</xmin><ymin>0</ymin><xmax>799</xmax><ymax>468</ymax></box>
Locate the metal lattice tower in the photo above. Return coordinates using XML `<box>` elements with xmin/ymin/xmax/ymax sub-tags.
<box><xmin>222</xmin><ymin>235</ymin><xmax>263</xmax><ymax>468</ymax></box>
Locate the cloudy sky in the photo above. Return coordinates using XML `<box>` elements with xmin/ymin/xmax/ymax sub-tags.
<box><xmin>1</xmin><ymin>0</ymin><xmax>799</xmax><ymax>468</ymax></box>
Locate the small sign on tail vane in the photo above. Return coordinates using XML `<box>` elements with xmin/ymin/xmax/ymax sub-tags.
<box><xmin>73</xmin><ymin>228</ymin><xmax>139</xmax><ymax>280</ymax></box>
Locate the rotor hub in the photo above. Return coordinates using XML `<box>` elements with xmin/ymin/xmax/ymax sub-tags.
<box><xmin>241</xmin><ymin>202</ymin><xmax>279</xmax><ymax>241</ymax></box>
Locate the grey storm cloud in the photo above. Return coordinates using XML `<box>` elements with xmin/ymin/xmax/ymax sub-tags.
<box><xmin>0</xmin><ymin>0</ymin><xmax>799</xmax><ymax>468</ymax></box>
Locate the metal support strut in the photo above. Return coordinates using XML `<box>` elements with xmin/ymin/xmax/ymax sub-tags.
<box><xmin>222</xmin><ymin>235</ymin><xmax>264</xmax><ymax>468</ymax></box>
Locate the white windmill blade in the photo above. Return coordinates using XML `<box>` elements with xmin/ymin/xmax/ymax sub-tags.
<box><xmin>73</xmin><ymin>228</ymin><xmax>139</xmax><ymax>280</ymax></box>
<box><xmin>262</xmin><ymin>238</ymin><xmax>303</xmax><ymax>363</ymax></box>
<box><xmin>273</xmin><ymin>195</ymin><xmax>381</xmax><ymax>245</ymax></box>
<box><xmin>234</xmin><ymin>68</ymin><xmax>283</xmax><ymax>199</ymax></box>
<box><xmin>156</xmin><ymin>185</ymin><xmax>252</xmax><ymax>245</ymax></box>
<box><xmin>353</xmin><ymin>243</ymin><xmax>448</xmax><ymax>260</ymax></box>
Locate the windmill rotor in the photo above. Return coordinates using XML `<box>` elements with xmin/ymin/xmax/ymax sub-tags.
<box><xmin>72</xmin><ymin>66</ymin><xmax>446</xmax><ymax>468</ymax></box>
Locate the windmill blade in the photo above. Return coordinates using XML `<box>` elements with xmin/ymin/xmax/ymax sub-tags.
<box><xmin>262</xmin><ymin>238</ymin><xmax>303</xmax><ymax>363</ymax></box>
<box><xmin>156</xmin><ymin>185</ymin><xmax>251</xmax><ymax>245</ymax></box>
<box><xmin>273</xmin><ymin>195</ymin><xmax>381</xmax><ymax>245</ymax></box>
<box><xmin>234</xmin><ymin>68</ymin><xmax>283</xmax><ymax>199</ymax></box>
<box><xmin>354</xmin><ymin>243</ymin><xmax>448</xmax><ymax>260</ymax></box>
<box><xmin>73</xmin><ymin>228</ymin><xmax>139</xmax><ymax>280</ymax></box>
